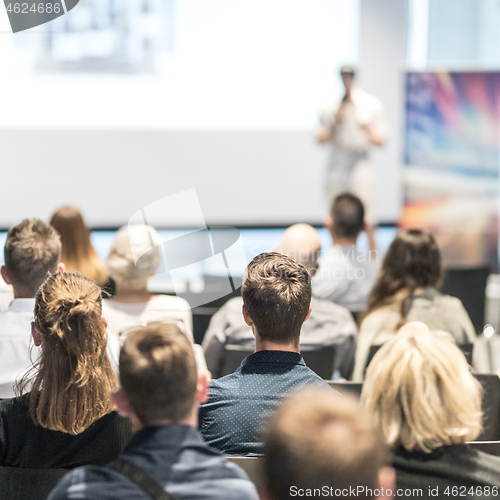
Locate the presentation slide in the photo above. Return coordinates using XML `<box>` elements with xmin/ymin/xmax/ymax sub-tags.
<box><xmin>0</xmin><ymin>0</ymin><xmax>363</xmax><ymax>228</ymax></box>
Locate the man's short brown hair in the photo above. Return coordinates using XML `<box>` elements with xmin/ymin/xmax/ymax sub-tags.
<box><xmin>241</xmin><ymin>252</ymin><xmax>311</xmax><ymax>345</ymax></box>
<box><xmin>331</xmin><ymin>193</ymin><xmax>365</xmax><ymax>239</ymax></box>
<box><xmin>119</xmin><ymin>323</ymin><xmax>197</xmax><ymax>425</ymax></box>
<box><xmin>4</xmin><ymin>219</ymin><xmax>61</xmax><ymax>296</ymax></box>
<box><xmin>263</xmin><ymin>390</ymin><xmax>390</xmax><ymax>500</ymax></box>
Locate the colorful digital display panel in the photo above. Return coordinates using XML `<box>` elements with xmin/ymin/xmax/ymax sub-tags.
<box><xmin>403</xmin><ymin>71</ymin><xmax>500</xmax><ymax>269</ymax></box>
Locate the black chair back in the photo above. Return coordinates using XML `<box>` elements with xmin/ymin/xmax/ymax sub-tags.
<box><xmin>218</xmin><ymin>346</ymin><xmax>253</xmax><ymax>378</ymax></box>
<box><xmin>364</xmin><ymin>343</ymin><xmax>473</xmax><ymax>377</ymax></box>
<box><xmin>327</xmin><ymin>381</ymin><xmax>362</xmax><ymax>398</ymax></box>
<box><xmin>0</xmin><ymin>466</ymin><xmax>69</xmax><ymax>500</ymax></box>
<box><xmin>440</xmin><ymin>267</ymin><xmax>489</xmax><ymax>334</ymax></box>
<box><xmin>218</xmin><ymin>345</ymin><xmax>337</xmax><ymax>379</ymax></box>
<box><xmin>300</xmin><ymin>346</ymin><xmax>336</xmax><ymax>380</ymax></box>
<box><xmin>227</xmin><ymin>456</ymin><xmax>261</xmax><ymax>486</ymax></box>
<box><xmin>475</xmin><ymin>374</ymin><xmax>500</xmax><ymax>441</ymax></box>
<box><xmin>468</xmin><ymin>441</ymin><xmax>500</xmax><ymax>456</ymax></box>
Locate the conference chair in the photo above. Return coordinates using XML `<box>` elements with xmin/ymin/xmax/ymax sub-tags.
<box><xmin>0</xmin><ymin>466</ymin><xmax>69</xmax><ymax>500</ymax></box>
<box><xmin>327</xmin><ymin>381</ymin><xmax>362</xmax><ymax>398</ymax></box>
<box><xmin>475</xmin><ymin>374</ymin><xmax>500</xmax><ymax>441</ymax></box>
<box><xmin>467</xmin><ymin>441</ymin><xmax>500</xmax><ymax>457</ymax></box>
<box><xmin>364</xmin><ymin>343</ymin><xmax>473</xmax><ymax>377</ymax></box>
<box><xmin>218</xmin><ymin>345</ymin><xmax>338</xmax><ymax>379</ymax></box>
<box><xmin>227</xmin><ymin>457</ymin><xmax>262</xmax><ymax>486</ymax></box>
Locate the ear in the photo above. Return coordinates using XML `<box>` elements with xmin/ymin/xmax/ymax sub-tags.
<box><xmin>102</xmin><ymin>316</ymin><xmax>108</xmax><ymax>329</ymax></box>
<box><xmin>242</xmin><ymin>304</ymin><xmax>254</xmax><ymax>327</ymax></box>
<box><xmin>377</xmin><ymin>466</ymin><xmax>395</xmax><ymax>500</ymax></box>
<box><xmin>303</xmin><ymin>302</ymin><xmax>312</xmax><ymax>323</ymax></box>
<box><xmin>325</xmin><ymin>216</ymin><xmax>333</xmax><ymax>232</ymax></box>
<box><xmin>112</xmin><ymin>389</ymin><xmax>132</xmax><ymax>418</ymax></box>
<box><xmin>257</xmin><ymin>485</ymin><xmax>274</xmax><ymax>500</ymax></box>
<box><xmin>31</xmin><ymin>322</ymin><xmax>43</xmax><ymax>347</ymax></box>
<box><xmin>57</xmin><ymin>262</ymin><xmax>66</xmax><ymax>272</ymax></box>
<box><xmin>1</xmin><ymin>266</ymin><xmax>11</xmax><ymax>285</ymax></box>
<box><xmin>195</xmin><ymin>370</ymin><xmax>211</xmax><ymax>405</ymax></box>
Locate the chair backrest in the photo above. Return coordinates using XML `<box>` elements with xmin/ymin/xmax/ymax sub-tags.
<box><xmin>327</xmin><ymin>381</ymin><xmax>363</xmax><ymax>398</ymax></box>
<box><xmin>467</xmin><ymin>441</ymin><xmax>500</xmax><ymax>457</ymax></box>
<box><xmin>218</xmin><ymin>345</ymin><xmax>337</xmax><ymax>379</ymax></box>
<box><xmin>218</xmin><ymin>346</ymin><xmax>253</xmax><ymax>378</ymax></box>
<box><xmin>475</xmin><ymin>374</ymin><xmax>500</xmax><ymax>441</ymax></box>
<box><xmin>300</xmin><ymin>346</ymin><xmax>336</xmax><ymax>380</ymax></box>
<box><xmin>440</xmin><ymin>267</ymin><xmax>489</xmax><ymax>334</ymax></box>
<box><xmin>227</xmin><ymin>456</ymin><xmax>262</xmax><ymax>486</ymax></box>
<box><xmin>365</xmin><ymin>342</ymin><xmax>473</xmax><ymax>377</ymax></box>
<box><xmin>364</xmin><ymin>344</ymin><xmax>382</xmax><ymax>376</ymax></box>
<box><xmin>0</xmin><ymin>466</ymin><xmax>69</xmax><ymax>500</ymax></box>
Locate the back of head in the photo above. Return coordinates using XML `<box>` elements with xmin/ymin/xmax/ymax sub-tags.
<box><xmin>361</xmin><ymin>327</ymin><xmax>482</xmax><ymax>452</ymax></box>
<box><xmin>277</xmin><ymin>224</ymin><xmax>321</xmax><ymax>275</ymax></box>
<box><xmin>363</xmin><ymin>229</ymin><xmax>442</xmax><ymax>325</ymax></box>
<box><xmin>119</xmin><ymin>323</ymin><xmax>197</xmax><ymax>425</ymax></box>
<box><xmin>107</xmin><ymin>224</ymin><xmax>162</xmax><ymax>290</ymax></box>
<box><xmin>331</xmin><ymin>193</ymin><xmax>365</xmax><ymax>240</ymax></box>
<box><xmin>50</xmin><ymin>206</ymin><xmax>108</xmax><ymax>286</ymax></box>
<box><xmin>263</xmin><ymin>389</ymin><xmax>389</xmax><ymax>500</ymax></box>
<box><xmin>23</xmin><ymin>272</ymin><xmax>117</xmax><ymax>434</ymax></box>
<box><xmin>4</xmin><ymin>219</ymin><xmax>61</xmax><ymax>297</ymax></box>
<box><xmin>242</xmin><ymin>252</ymin><xmax>312</xmax><ymax>346</ymax></box>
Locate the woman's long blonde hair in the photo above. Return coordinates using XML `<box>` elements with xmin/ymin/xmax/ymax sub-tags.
<box><xmin>19</xmin><ymin>272</ymin><xmax>117</xmax><ymax>435</ymax></box>
<box><xmin>50</xmin><ymin>206</ymin><xmax>108</xmax><ymax>286</ymax></box>
<box><xmin>361</xmin><ymin>327</ymin><xmax>482</xmax><ymax>453</ymax></box>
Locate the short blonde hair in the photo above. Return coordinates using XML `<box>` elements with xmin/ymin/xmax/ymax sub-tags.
<box><xmin>361</xmin><ymin>327</ymin><xmax>482</xmax><ymax>453</ymax></box>
<box><xmin>107</xmin><ymin>225</ymin><xmax>162</xmax><ymax>289</ymax></box>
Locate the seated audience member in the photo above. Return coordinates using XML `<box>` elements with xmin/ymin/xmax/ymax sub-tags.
<box><xmin>0</xmin><ymin>272</ymin><xmax>132</xmax><ymax>468</ymax></box>
<box><xmin>262</xmin><ymin>389</ymin><xmax>394</xmax><ymax>500</ymax></box>
<box><xmin>50</xmin><ymin>206</ymin><xmax>109</xmax><ymax>287</ymax></box>
<box><xmin>102</xmin><ymin>224</ymin><xmax>193</xmax><ymax>342</ymax></box>
<box><xmin>0</xmin><ymin>275</ymin><xmax>14</xmax><ymax>313</ymax></box>
<box><xmin>203</xmin><ymin>224</ymin><xmax>357</xmax><ymax>379</ymax></box>
<box><xmin>0</xmin><ymin>219</ymin><xmax>64</xmax><ymax>397</ymax></box>
<box><xmin>312</xmin><ymin>193</ymin><xmax>378</xmax><ymax>313</ymax></box>
<box><xmin>353</xmin><ymin>229</ymin><xmax>475</xmax><ymax>381</ymax></box>
<box><xmin>362</xmin><ymin>326</ymin><xmax>500</xmax><ymax>496</ymax></box>
<box><xmin>48</xmin><ymin>323</ymin><xmax>259</xmax><ymax>500</ymax></box>
<box><xmin>199</xmin><ymin>252</ymin><xmax>332</xmax><ymax>456</ymax></box>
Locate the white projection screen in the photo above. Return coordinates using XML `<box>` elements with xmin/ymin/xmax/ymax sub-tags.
<box><xmin>0</xmin><ymin>0</ymin><xmax>363</xmax><ymax>227</ymax></box>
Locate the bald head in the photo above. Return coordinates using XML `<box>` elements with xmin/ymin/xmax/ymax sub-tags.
<box><xmin>277</xmin><ymin>224</ymin><xmax>321</xmax><ymax>276</ymax></box>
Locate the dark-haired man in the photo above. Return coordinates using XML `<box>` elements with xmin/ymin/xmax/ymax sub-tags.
<box><xmin>48</xmin><ymin>323</ymin><xmax>259</xmax><ymax>500</ymax></box>
<box><xmin>261</xmin><ymin>389</ymin><xmax>394</xmax><ymax>500</ymax></box>
<box><xmin>199</xmin><ymin>252</ymin><xmax>332</xmax><ymax>456</ymax></box>
<box><xmin>312</xmin><ymin>193</ymin><xmax>379</xmax><ymax>313</ymax></box>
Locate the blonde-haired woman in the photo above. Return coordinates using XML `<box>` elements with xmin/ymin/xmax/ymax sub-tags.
<box><xmin>362</xmin><ymin>324</ymin><xmax>500</xmax><ymax>493</ymax></box>
<box><xmin>50</xmin><ymin>206</ymin><xmax>109</xmax><ymax>287</ymax></box>
<box><xmin>0</xmin><ymin>272</ymin><xmax>132</xmax><ymax>468</ymax></box>
<box><xmin>102</xmin><ymin>225</ymin><xmax>193</xmax><ymax>343</ymax></box>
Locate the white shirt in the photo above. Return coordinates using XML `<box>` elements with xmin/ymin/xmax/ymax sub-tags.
<box><xmin>321</xmin><ymin>87</ymin><xmax>388</xmax><ymax>152</ymax></box>
<box><xmin>102</xmin><ymin>295</ymin><xmax>194</xmax><ymax>344</ymax></box>
<box><xmin>0</xmin><ymin>298</ymin><xmax>36</xmax><ymax>398</ymax></box>
<box><xmin>0</xmin><ymin>280</ymin><xmax>14</xmax><ymax>313</ymax></box>
<box><xmin>312</xmin><ymin>246</ymin><xmax>379</xmax><ymax>312</ymax></box>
